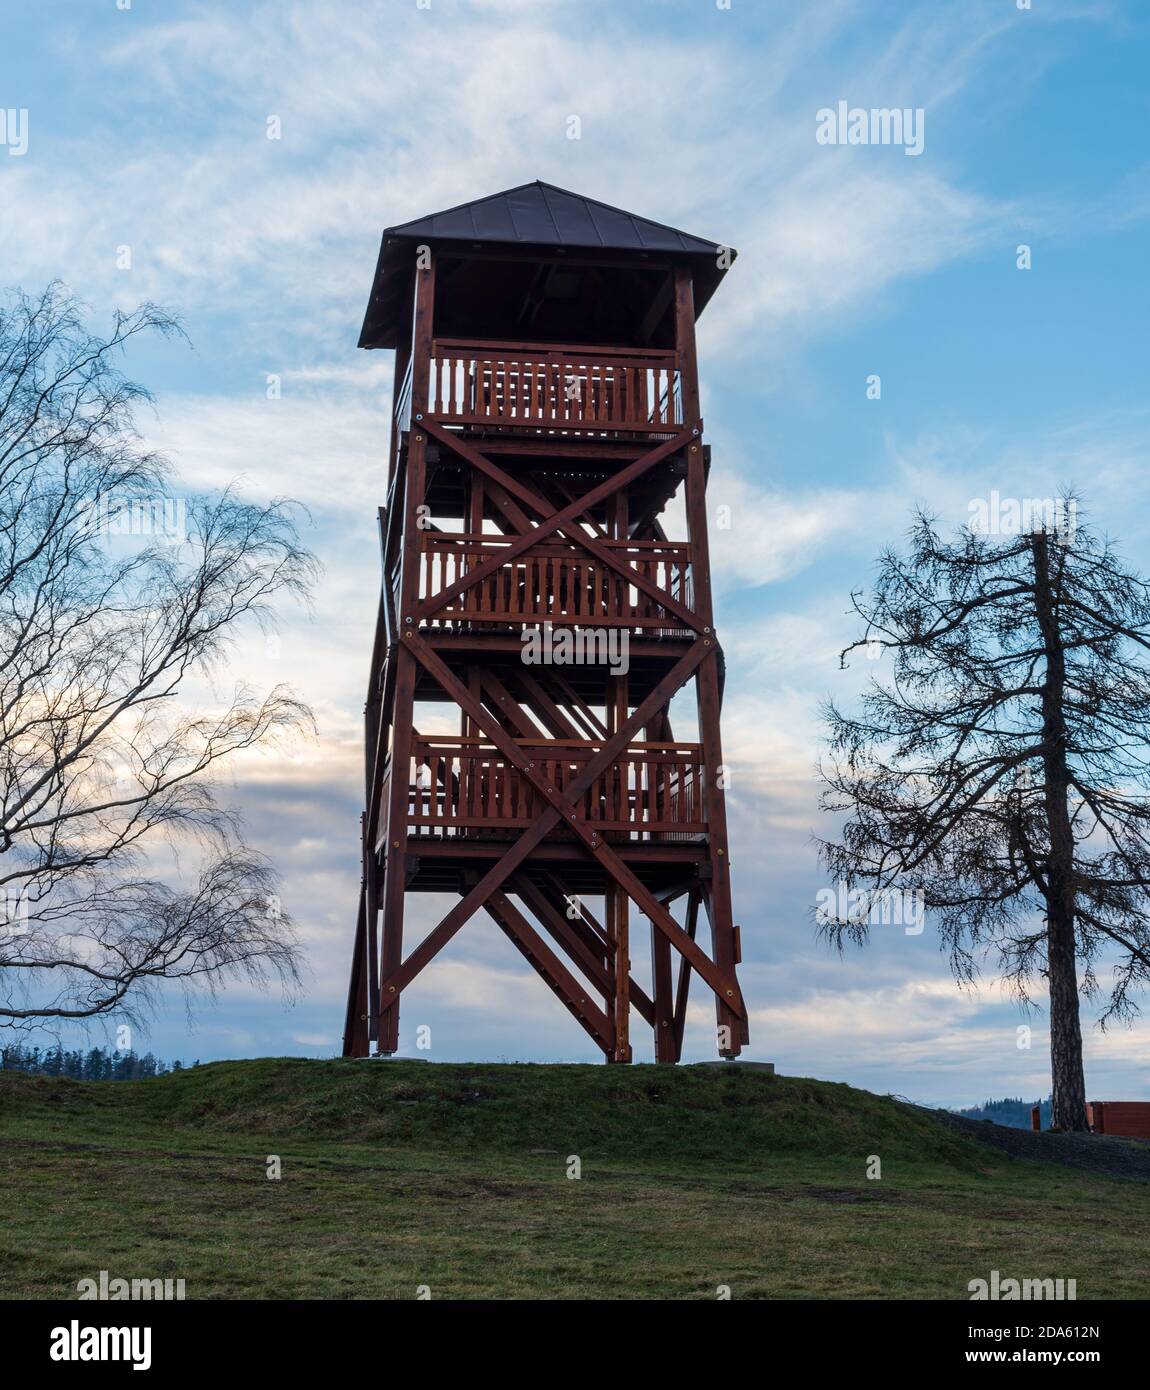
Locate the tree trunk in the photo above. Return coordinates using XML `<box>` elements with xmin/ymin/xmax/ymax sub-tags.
<box><xmin>1032</xmin><ymin>534</ymin><xmax>1089</xmax><ymax>1131</ymax></box>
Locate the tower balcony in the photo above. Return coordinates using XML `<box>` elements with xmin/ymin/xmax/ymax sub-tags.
<box><xmin>397</xmin><ymin>338</ymin><xmax>684</xmax><ymax>439</ymax></box>
<box><xmin>414</xmin><ymin>531</ymin><xmax>693</xmax><ymax>635</ymax></box>
<box><xmin>376</xmin><ymin>736</ymin><xmax>707</xmax><ymax>850</ymax></box>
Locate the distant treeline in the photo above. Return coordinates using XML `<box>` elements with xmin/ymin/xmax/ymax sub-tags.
<box><xmin>954</xmin><ymin>1096</ymin><xmax>1052</xmax><ymax>1129</ymax></box>
<box><xmin>1</xmin><ymin>1043</ymin><xmax>198</xmax><ymax>1081</ymax></box>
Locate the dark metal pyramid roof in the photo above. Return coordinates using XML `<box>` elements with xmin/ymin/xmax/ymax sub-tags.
<box><xmin>384</xmin><ymin>180</ymin><xmax>727</xmax><ymax>257</ymax></box>
<box><xmin>359</xmin><ymin>181</ymin><xmax>735</xmax><ymax>348</ymax></box>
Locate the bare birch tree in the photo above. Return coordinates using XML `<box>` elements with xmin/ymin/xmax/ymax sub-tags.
<box><xmin>0</xmin><ymin>284</ymin><xmax>317</xmax><ymax>1029</ymax></box>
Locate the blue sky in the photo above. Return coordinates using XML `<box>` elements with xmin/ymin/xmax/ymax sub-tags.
<box><xmin>3</xmin><ymin>0</ymin><xmax>1149</xmax><ymax>1106</ymax></box>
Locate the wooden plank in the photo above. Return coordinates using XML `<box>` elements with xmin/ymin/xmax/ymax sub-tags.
<box><xmin>608</xmin><ymin>884</ymin><xmax>631</xmax><ymax>1062</ymax></box>
<box><xmin>671</xmin><ymin>888</ymin><xmax>699</xmax><ymax>1059</ymax></box>
<box><xmin>684</xmin><ymin>431</ymin><xmax>742</xmax><ymax>1051</ymax></box>
<box><xmin>485</xmin><ymin>892</ymin><xmax>613</xmax><ymax>1054</ymax></box>
<box><xmin>341</xmin><ymin>892</ymin><xmax>370</xmax><ymax>1057</ymax></box>
<box><xmin>652</xmin><ymin>903</ymin><xmax>675</xmax><ymax>1062</ymax></box>
<box><xmin>511</xmin><ymin>874</ymin><xmax>616</xmax><ymax>1001</ymax></box>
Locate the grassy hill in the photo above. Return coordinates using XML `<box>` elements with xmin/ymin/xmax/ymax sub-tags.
<box><xmin>1</xmin><ymin>1059</ymin><xmax>1145</xmax><ymax>1300</ymax></box>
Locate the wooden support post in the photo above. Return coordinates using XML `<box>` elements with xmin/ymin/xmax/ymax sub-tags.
<box><xmin>342</xmin><ymin>893</ymin><xmax>370</xmax><ymax>1057</ymax></box>
<box><xmin>608</xmin><ymin>481</ymin><xmax>633</xmax><ymax>1066</ymax></box>
<box><xmin>673</xmin><ymin>266</ymin><xmax>700</xmax><ymax>424</ymax></box>
<box><xmin>672</xmin><ymin>887</ymin><xmax>699</xmax><ymax>1061</ymax></box>
<box><xmin>377</xmin><ymin>650</ymin><xmax>413</xmax><ymax>1054</ymax></box>
<box><xmin>363</xmin><ymin>820</ymin><xmax>380</xmax><ymax>1042</ymax></box>
<box><xmin>377</xmin><ymin>254</ymin><xmax>435</xmax><ymax>1054</ymax></box>
<box><xmin>680</xmin><ymin>305</ymin><xmax>743</xmax><ymax>1055</ymax></box>
<box><xmin>696</xmin><ymin>657</ymin><xmax>743</xmax><ymax>1056</ymax></box>
<box><xmin>608</xmin><ymin>885</ymin><xmax>632</xmax><ymax>1063</ymax></box>
<box><xmin>651</xmin><ymin>916</ymin><xmax>675</xmax><ymax>1063</ymax></box>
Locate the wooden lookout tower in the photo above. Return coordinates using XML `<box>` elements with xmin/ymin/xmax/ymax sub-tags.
<box><xmin>342</xmin><ymin>181</ymin><xmax>748</xmax><ymax>1063</ymax></box>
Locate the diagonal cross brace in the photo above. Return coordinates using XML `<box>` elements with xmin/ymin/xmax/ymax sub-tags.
<box><xmin>482</xmin><ymin>889</ymin><xmax>613</xmax><ymax>1051</ymax></box>
<box><xmin>419</xmin><ymin>420</ymin><xmax>701</xmax><ymax>631</ymax></box>
<box><xmin>379</xmin><ymin>629</ymin><xmax>744</xmax><ymax>1016</ymax></box>
<box><xmin>407</xmin><ymin>628</ymin><xmax>743</xmax><ymax>1012</ymax></box>
<box><xmin>413</xmin><ymin>422</ymin><xmax>700</xmax><ymax>631</ymax></box>
<box><xmin>378</xmin><ymin>634</ymin><xmax>706</xmax><ymax>1001</ymax></box>
<box><xmin>512</xmin><ymin>871</ymin><xmax>657</xmax><ymax>1027</ymax></box>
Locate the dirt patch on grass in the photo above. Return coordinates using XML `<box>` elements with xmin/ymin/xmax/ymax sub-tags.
<box><xmin>0</xmin><ymin>1137</ymin><xmax>105</xmax><ymax>1154</ymax></box>
<box><xmin>722</xmin><ymin>1180</ymin><xmax>908</xmax><ymax>1204</ymax></box>
<box><xmin>798</xmin><ymin>1185</ymin><xmax>908</xmax><ymax>1204</ymax></box>
<box><xmin>421</xmin><ymin>1175</ymin><xmax>541</xmax><ymax>1201</ymax></box>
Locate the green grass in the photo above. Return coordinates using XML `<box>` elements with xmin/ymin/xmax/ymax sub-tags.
<box><xmin>1</xmin><ymin>1059</ymin><xmax>1144</xmax><ymax>1300</ymax></box>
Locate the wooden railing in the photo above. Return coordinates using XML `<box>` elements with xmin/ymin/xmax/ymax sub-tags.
<box><xmin>424</xmin><ymin>339</ymin><xmax>682</xmax><ymax>431</ymax></box>
<box><xmin>415</xmin><ymin>533</ymin><xmax>692</xmax><ymax>629</ymax></box>
<box><xmin>377</xmin><ymin>763</ymin><xmax>391</xmax><ymax>837</ymax></box>
<box><xmin>394</xmin><ymin>353</ymin><xmax>414</xmax><ymax>433</ymax></box>
<box><xmin>403</xmin><ymin>737</ymin><xmax>707</xmax><ymax>840</ymax></box>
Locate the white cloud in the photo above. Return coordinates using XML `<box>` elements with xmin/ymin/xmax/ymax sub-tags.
<box><xmin>144</xmin><ymin>388</ymin><xmax>390</xmax><ymax>518</ymax></box>
<box><xmin>5</xmin><ymin>0</ymin><xmax>1024</xmax><ymax>366</ymax></box>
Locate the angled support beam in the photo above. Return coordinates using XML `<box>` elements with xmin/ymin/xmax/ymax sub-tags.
<box><xmin>478</xmin><ymin>667</ymin><xmax>545</xmax><ymax>739</ymax></box>
<box><xmin>511</xmin><ymin>875</ymin><xmax>614</xmax><ymax>996</ymax></box>
<box><xmin>546</xmin><ymin>473</ymin><xmax>610</xmax><ymax>538</ymax></box>
<box><xmin>420</xmin><ymin>417</ymin><xmax>551</xmax><ymax>518</ymax></box>
<box><xmin>483</xmin><ymin>889</ymin><xmax>613</xmax><ymax>1054</ymax></box>
<box><xmin>511</xmin><ymin>666</ymin><xmax>586</xmax><ymax>740</ymax></box>
<box><xmin>546</xmin><ymin>669</ymin><xmax>608</xmax><ymax>738</ymax></box>
<box><xmin>587</xmin><ymin>835</ymin><xmax>746</xmax><ymax>1021</ymax></box>
<box><xmin>513</xmin><ymin>874</ymin><xmax>657</xmax><ymax>1028</ymax></box>
<box><xmin>539</xmin><ymin>870</ymin><xmax>612</xmax><ymax>952</ymax></box>
<box><xmin>382</xmin><ymin>814</ymin><xmax>557</xmax><ymax>1004</ymax></box>
<box><xmin>652</xmin><ymin>906</ymin><xmax>675</xmax><ymax>1063</ymax></box>
<box><xmin>672</xmin><ymin>887</ymin><xmax>700</xmax><ymax>1060</ymax></box>
<box><xmin>483</xmin><ymin>478</ymin><xmax>536</xmax><ymax>535</ymax></box>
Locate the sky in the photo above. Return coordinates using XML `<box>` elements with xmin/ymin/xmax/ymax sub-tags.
<box><xmin>2</xmin><ymin>0</ymin><xmax>1149</xmax><ymax>1107</ymax></box>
